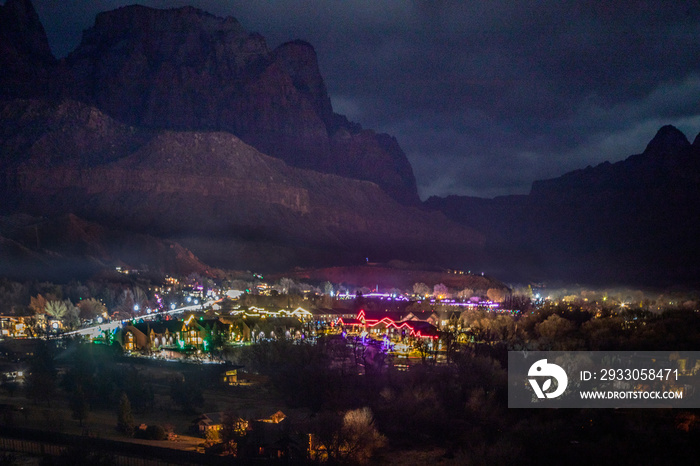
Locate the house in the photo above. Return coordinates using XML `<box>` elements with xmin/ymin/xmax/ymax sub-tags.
<box><xmin>222</xmin><ymin>368</ymin><xmax>238</xmax><ymax>385</ymax></box>
<box><xmin>119</xmin><ymin>316</ymin><xmax>233</xmax><ymax>352</ymax></box>
<box><xmin>337</xmin><ymin>310</ymin><xmax>440</xmax><ymax>341</ymax></box>
<box><xmin>191</xmin><ymin>411</ymin><xmax>283</xmax><ymax>436</ymax></box>
<box><xmin>192</xmin><ymin>412</ymin><xmax>246</xmax><ymax>435</ymax></box>
<box><xmin>0</xmin><ymin>316</ymin><xmax>30</xmax><ymax>338</ymax></box>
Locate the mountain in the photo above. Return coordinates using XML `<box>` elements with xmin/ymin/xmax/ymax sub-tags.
<box><xmin>0</xmin><ymin>213</ymin><xmax>218</xmax><ymax>281</ymax></box>
<box><xmin>0</xmin><ymin>1</ymin><xmax>487</xmax><ymax>279</ymax></box>
<box><xmin>1</xmin><ymin>98</ymin><xmax>484</xmax><ymax>273</ymax></box>
<box><xmin>0</xmin><ymin>0</ymin><xmax>78</xmax><ymax>101</ymax></box>
<box><xmin>426</xmin><ymin>126</ymin><xmax>700</xmax><ymax>287</ymax></box>
<box><xmin>62</xmin><ymin>4</ymin><xmax>418</xmax><ymax>205</ymax></box>
<box><xmin>0</xmin><ymin>0</ymin><xmax>55</xmax><ymax>98</ymax></box>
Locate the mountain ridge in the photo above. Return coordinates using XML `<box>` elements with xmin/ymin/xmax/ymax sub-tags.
<box><xmin>426</xmin><ymin>125</ymin><xmax>700</xmax><ymax>287</ymax></box>
<box><xmin>61</xmin><ymin>3</ymin><xmax>419</xmax><ymax>205</ymax></box>
<box><xmin>0</xmin><ymin>213</ymin><xmax>220</xmax><ymax>281</ymax></box>
<box><xmin>1</xmin><ymin>98</ymin><xmax>484</xmax><ymax>273</ymax></box>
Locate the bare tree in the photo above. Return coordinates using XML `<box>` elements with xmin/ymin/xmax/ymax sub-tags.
<box><xmin>340</xmin><ymin>408</ymin><xmax>386</xmax><ymax>464</ymax></box>
<box><xmin>311</xmin><ymin>408</ymin><xmax>386</xmax><ymax>464</ymax></box>
<box><xmin>457</xmin><ymin>288</ymin><xmax>474</xmax><ymax>299</ymax></box>
<box><xmin>78</xmin><ymin>298</ymin><xmax>107</xmax><ymax>321</ymax></box>
<box><xmin>115</xmin><ymin>290</ymin><xmax>136</xmax><ymax>318</ymax></box>
<box><xmin>433</xmin><ymin>283</ymin><xmax>449</xmax><ymax>299</ymax></box>
<box><xmin>279</xmin><ymin>278</ymin><xmax>297</xmax><ymax>295</ymax></box>
<box><xmin>487</xmin><ymin>288</ymin><xmax>506</xmax><ymax>303</ymax></box>
<box><xmin>413</xmin><ymin>282</ymin><xmax>430</xmax><ymax>297</ymax></box>
<box><xmin>132</xmin><ymin>287</ymin><xmax>148</xmax><ymax>310</ymax></box>
<box><xmin>536</xmin><ymin>314</ymin><xmax>576</xmax><ymax>349</ymax></box>
<box><xmin>29</xmin><ymin>294</ymin><xmax>47</xmax><ymax>315</ymax></box>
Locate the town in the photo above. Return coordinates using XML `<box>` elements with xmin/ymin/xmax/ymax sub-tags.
<box><xmin>0</xmin><ymin>269</ymin><xmax>698</xmax><ymax>464</ymax></box>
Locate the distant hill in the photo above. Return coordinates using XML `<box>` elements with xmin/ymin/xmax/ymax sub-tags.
<box><xmin>0</xmin><ymin>213</ymin><xmax>219</xmax><ymax>281</ymax></box>
<box><xmin>272</xmin><ymin>263</ymin><xmax>506</xmax><ymax>292</ymax></box>
<box><xmin>426</xmin><ymin>126</ymin><xmax>700</xmax><ymax>287</ymax></box>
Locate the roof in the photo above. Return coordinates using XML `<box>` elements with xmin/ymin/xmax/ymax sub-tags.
<box><xmin>338</xmin><ymin>310</ymin><xmax>439</xmax><ymax>338</ymax></box>
<box><xmin>130</xmin><ymin>318</ymin><xmax>230</xmax><ymax>335</ymax></box>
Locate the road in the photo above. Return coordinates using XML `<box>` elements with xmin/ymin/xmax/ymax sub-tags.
<box><xmin>63</xmin><ymin>301</ymin><xmax>216</xmax><ymax>339</ymax></box>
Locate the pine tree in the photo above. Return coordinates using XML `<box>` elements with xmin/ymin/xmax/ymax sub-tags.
<box><xmin>116</xmin><ymin>392</ymin><xmax>135</xmax><ymax>436</ymax></box>
<box><xmin>70</xmin><ymin>386</ymin><xmax>89</xmax><ymax>427</ymax></box>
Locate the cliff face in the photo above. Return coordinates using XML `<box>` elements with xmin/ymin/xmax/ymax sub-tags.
<box><xmin>0</xmin><ymin>213</ymin><xmax>219</xmax><ymax>281</ymax></box>
<box><xmin>0</xmin><ymin>0</ymin><xmax>58</xmax><ymax>99</ymax></box>
<box><xmin>2</xmin><ymin>98</ymin><xmax>482</xmax><ymax>272</ymax></box>
<box><xmin>0</xmin><ymin>1</ymin><xmax>451</xmax><ymax>275</ymax></box>
<box><xmin>63</xmin><ymin>4</ymin><xmax>419</xmax><ymax>204</ymax></box>
<box><xmin>0</xmin><ymin>0</ymin><xmax>53</xmax><ymax>60</ymax></box>
<box><xmin>426</xmin><ymin>126</ymin><xmax>700</xmax><ymax>287</ymax></box>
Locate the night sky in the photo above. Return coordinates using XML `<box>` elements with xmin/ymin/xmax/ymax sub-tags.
<box><xmin>25</xmin><ymin>0</ymin><xmax>700</xmax><ymax>199</ymax></box>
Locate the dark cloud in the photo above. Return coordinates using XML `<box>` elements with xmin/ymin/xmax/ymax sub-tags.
<box><xmin>28</xmin><ymin>0</ymin><xmax>700</xmax><ymax>199</ymax></box>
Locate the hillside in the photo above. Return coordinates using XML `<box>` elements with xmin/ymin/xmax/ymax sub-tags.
<box><xmin>0</xmin><ymin>213</ymin><xmax>219</xmax><ymax>281</ymax></box>
<box><xmin>273</xmin><ymin>263</ymin><xmax>505</xmax><ymax>293</ymax></box>
<box><xmin>0</xmin><ymin>0</ymin><xmax>418</xmax><ymax>205</ymax></box>
<box><xmin>426</xmin><ymin>126</ymin><xmax>700</xmax><ymax>287</ymax></box>
<box><xmin>0</xmin><ymin>0</ymin><xmax>487</xmax><ymax>276</ymax></box>
<box><xmin>1</xmin><ymin>98</ymin><xmax>484</xmax><ymax>273</ymax></box>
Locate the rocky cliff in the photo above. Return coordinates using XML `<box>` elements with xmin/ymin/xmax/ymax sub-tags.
<box><xmin>1</xmin><ymin>98</ymin><xmax>483</xmax><ymax>273</ymax></box>
<box><xmin>62</xmin><ymin>4</ymin><xmax>419</xmax><ymax>204</ymax></box>
<box><xmin>0</xmin><ymin>1</ymin><xmax>466</xmax><ymax>277</ymax></box>
<box><xmin>426</xmin><ymin>126</ymin><xmax>700</xmax><ymax>287</ymax></box>
<box><xmin>0</xmin><ymin>213</ymin><xmax>218</xmax><ymax>281</ymax></box>
<box><xmin>0</xmin><ymin>0</ymin><xmax>57</xmax><ymax>98</ymax></box>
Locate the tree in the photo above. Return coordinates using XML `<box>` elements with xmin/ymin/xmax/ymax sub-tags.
<box><xmin>279</xmin><ymin>278</ymin><xmax>298</xmax><ymax>295</ymax></box>
<box><xmin>78</xmin><ymin>298</ymin><xmax>107</xmax><ymax>321</ymax></box>
<box><xmin>45</xmin><ymin>299</ymin><xmax>80</xmax><ymax>330</ymax></box>
<box><xmin>133</xmin><ymin>287</ymin><xmax>148</xmax><ymax>305</ymax></box>
<box><xmin>45</xmin><ymin>300</ymin><xmax>68</xmax><ymax>320</ymax></box>
<box><xmin>116</xmin><ymin>392</ymin><xmax>135</xmax><ymax>436</ymax></box>
<box><xmin>312</xmin><ymin>408</ymin><xmax>386</xmax><ymax>464</ymax></box>
<box><xmin>414</xmin><ymin>338</ymin><xmax>434</xmax><ymax>365</ymax></box>
<box><xmin>220</xmin><ymin>409</ymin><xmax>247</xmax><ymax>455</ymax></box>
<box><xmin>439</xmin><ymin>328</ymin><xmax>459</xmax><ymax>363</ymax></box>
<box><xmin>340</xmin><ymin>407</ymin><xmax>386</xmax><ymax>464</ymax></box>
<box><xmin>29</xmin><ymin>294</ymin><xmax>47</xmax><ymax>315</ymax></box>
<box><xmin>536</xmin><ymin>314</ymin><xmax>576</xmax><ymax>349</ymax></box>
<box><xmin>63</xmin><ymin>301</ymin><xmax>81</xmax><ymax>330</ymax></box>
<box><xmin>433</xmin><ymin>283</ymin><xmax>449</xmax><ymax>299</ymax></box>
<box><xmin>413</xmin><ymin>283</ymin><xmax>430</xmax><ymax>297</ymax></box>
<box><xmin>490</xmin><ymin>314</ymin><xmax>519</xmax><ymax>345</ymax></box>
<box><xmin>487</xmin><ymin>288</ymin><xmax>506</xmax><ymax>303</ymax></box>
<box><xmin>115</xmin><ymin>290</ymin><xmax>136</xmax><ymax>318</ymax></box>
<box><xmin>26</xmin><ymin>341</ymin><xmax>57</xmax><ymax>405</ymax></box>
<box><xmin>457</xmin><ymin>288</ymin><xmax>474</xmax><ymax>299</ymax></box>
<box><xmin>70</xmin><ymin>386</ymin><xmax>89</xmax><ymax>427</ymax></box>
